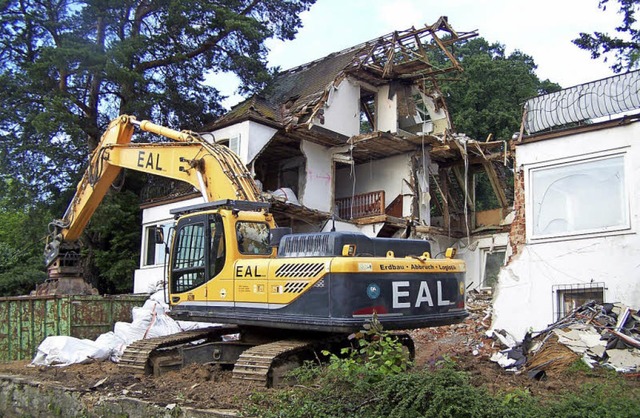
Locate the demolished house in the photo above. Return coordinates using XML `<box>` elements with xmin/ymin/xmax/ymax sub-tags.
<box><xmin>492</xmin><ymin>70</ymin><xmax>640</xmax><ymax>340</ymax></box>
<box><xmin>134</xmin><ymin>17</ymin><xmax>513</xmax><ymax>294</ymax></box>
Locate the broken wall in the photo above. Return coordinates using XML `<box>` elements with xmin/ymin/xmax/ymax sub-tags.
<box><xmin>211</xmin><ymin>120</ymin><xmax>277</xmax><ymax>164</ymax></box>
<box><xmin>335</xmin><ymin>154</ymin><xmax>414</xmax><ymax>218</ymax></box>
<box><xmin>492</xmin><ymin>120</ymin><xmax>640</xmax><ymax>340</ymax></box>
<box><xmin>314</xmin><ymin>78</ymin><xmax>360</xmax><ymax>137</ymax></box>
<box><xmin>300</xmin><ymin>140</ymin><xmax>333</xmax><ymax>213</ymax></box>
<box><xmin>376</xmin><ymin>84</ymin><xmax>398</xmax><ymax>133</ymax></box>
<box><xmin>457</xmin><ymin>233</ymin><xmax>510</xmax><ymax>290</ymax></box>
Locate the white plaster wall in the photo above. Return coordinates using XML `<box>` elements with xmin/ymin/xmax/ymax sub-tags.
<box><xmin>133</xmin><ymin>267</ymin><xmax>164</xmax><ymax>294</ymax></box>
<box><xmin>376</xmin><ymin>85</ymin><xmax>397</xmax><ymax>133</ymax></box>
<box><xmin>300</xmin><ymin>140</ymin><xmax>333</xmax><ymax>212</ymax></box>
<box><xmin>211</xmin><ymin>121</ymin><xmax>250</xmax><ymax>162</ymax></box>
<box><xmin>141</xmin><ymin>197</ymin><xmax>203</xmax><ymax>225</ymax></box>
<box><xmin>211</xmin><ymin>121</ymin><xmax>277</xmax><ymax>164</ymax></box>
<box><xmin>316</xmin><ymin>79</ymin><xmax>360</xmax><ymax>137</ymax></box>
<box><xmin>246</xmin><ymin>122</ymin><xmax>277</xmax><ymax>164</ymax></box>
<box><xmin>321</xmin><ymin>220</ymin><xmax>363</xmax><ymax>233</ymax></box>
<box><xmin>456</xmin><ymin>233</ymin><xmax>510</xmax><ymax>290</ymax></box>
<box><xmin>335</xmin><ymin>154</ymin><xmax>413</xmax><ymax>217</ymax></box>
<box><xmin>492</xmin><ymin>121</ymin><xmax>640</xmax><ymax>340</ymax></box>
<box><xmin>134</xmin><ymin>197</ymin><xmax>203</xmax><ymax>293</ymax></box>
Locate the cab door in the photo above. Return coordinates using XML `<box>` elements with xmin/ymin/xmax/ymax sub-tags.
<box><xmin>233</xmin><ymin>220</ymin><xmax>272</xmax><ymax>308</ymax></box>
<box><xmin>169</xmin><ymin>214</ymin><xmax>208</xmax><ymax>303</ymax></box>
<box><xmin>207</xmin><ymin>214</ymin><xmax>232</xmax><ymax>306</ymax></box>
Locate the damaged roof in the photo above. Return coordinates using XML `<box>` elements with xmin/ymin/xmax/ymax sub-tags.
<box><xmin>205</xmin><ymin>16</ymin><xmax>477</xmax><ymax>132</ymax></box>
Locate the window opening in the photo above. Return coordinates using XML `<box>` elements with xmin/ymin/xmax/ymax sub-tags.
<box><xmin>481</xmin><ymin>248</ymin><xmax>506</xmax><ymax>289</ymax></box>
<box><xmin>145</xmin><ymin>226</ymin><xmax>158</xmax><ymax>266</ymax></box>
<box><xmin>218</xmin><ymin>135</ymin><xmax>240</xmax><ymax>155</ymax></box>
<box><xmin>144</xmin><ymin>224</ymin><xmax>170</xmax><ymax>266</ymax></box>
<box><xmin>552</xmin><ymin>282</ymin><xmax>605</xmax><ymax>321</ymax></box>
<box><xmin>360</xmin><ymin>89</ymin><xmax>376</xmax><ymax>133</ymax></box>
<box><xmin>236</xmin><ymin>222</ymin><xmax>271</xmax><ymax>255</ymax></box>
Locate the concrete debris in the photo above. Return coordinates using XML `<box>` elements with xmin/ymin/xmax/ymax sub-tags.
<box><xmin>490</xmin><ymin>301</ymin><xmax>640</xmax><ymax>375</ymax></box>
<box><xmin>410</xmin><ymin>288</ymin><xmax>497</xmax><ymax>361</ymax></box>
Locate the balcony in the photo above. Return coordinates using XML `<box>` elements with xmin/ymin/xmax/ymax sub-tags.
<box><xmin>335</xmin><ymin>190</ymin><xmax>385</xmax><ymax>220</ymax></box>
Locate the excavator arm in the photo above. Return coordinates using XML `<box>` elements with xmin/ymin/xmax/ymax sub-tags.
<box><xmin>45</xmin><ymin>115</ymin><xmax>263</xmax><ymax>266</ymax></box>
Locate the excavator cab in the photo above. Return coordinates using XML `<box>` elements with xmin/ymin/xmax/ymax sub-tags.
<box><xmin>167</xmin><ymin>200</ymin><xmax>275</xmax><ymax>305</ymax></box>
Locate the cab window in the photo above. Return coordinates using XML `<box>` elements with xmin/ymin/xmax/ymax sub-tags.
<box><xmin>209</xmin><ymin>216</ymin><xmax>226</xmax><ymax>276</ymax></box>
<box><xmin>236</xmin><ymin>222</ymin><xmax>271</xmax><ymax>255</ymax></box>
<box><xmin>171</xmin><ymin>222</ymin><xmax>206</xmax><ymax>293</ymax></box>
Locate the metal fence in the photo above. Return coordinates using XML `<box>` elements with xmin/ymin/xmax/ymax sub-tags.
<box><xmin>524</xmin><ymin>70</ymin><xmax>640</xmax><ymax>134</ymax></box>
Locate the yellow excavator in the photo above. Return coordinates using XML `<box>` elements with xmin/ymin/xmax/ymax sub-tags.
<box><xmin>44</xmin><ymin>115</ymin><xmax>467</xmax><ymax>386</ymax></box>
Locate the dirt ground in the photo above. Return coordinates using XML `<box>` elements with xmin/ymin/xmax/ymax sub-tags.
<box><xmin>1</xmin><ymin>296</ymin><xmax>639</xmax><ymax>411</ymax></box>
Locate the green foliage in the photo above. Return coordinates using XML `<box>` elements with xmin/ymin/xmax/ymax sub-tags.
<box><xmin>1</xmin><ymin>1</ymin><xmax>316</xmax><ymax>294</ymax></box>
<box><xmin>244</xmin><ymin>358</ymin><xmax>534</xmax><ymax>418</ymax></box>
<box><xmin>544</xmin><ymin>382</ymin><xmax>640</xmax><ymax>418</ymax></box>
<box><xmin>243</xmin><ymin>356</ymin><xmax>640</xmax><ymax>418</ymax></box>
<box><xmin>438</xmin><ymin>38</ymin><xmax>560</xmax><ymax>141</ymax></box>
<box><xmin>573</xmin><ymin>0</ymin><xmax>640</xmax><ymax>72</ymax></box>
<box><xmin>0</xmin><ymin>201</ymin><xmax>50</xmax><ymax>296</ymax></box>
<box><xmin>321</xmin><ymin>316</ymin><xmax>411</xmax><ymax>384</ymax></box>
<box><xmin>567</xmin><ymin>358</ymin><xmax>593</xmax><ymax>374</ymax></box>
<box><xmin>83</xmin><ymin>189</ymin><xmax>142</xmax><ymax>294</ymax></box>
<box><xmin>0</xmin><ymin>0</ymin><xmax>316</xmax><ymax>203</ymax></box>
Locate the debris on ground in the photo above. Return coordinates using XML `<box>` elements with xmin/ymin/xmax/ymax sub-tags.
<box><xmin>30</xmin><ymin>291</ymin><xmax>214</xmax><ymax>367</ymax></box>
<box><xmin>411</xmin><ymin>288</ymin><xmax>496</xmax><ymax>362</ymax></box>
<box><xmin>2</xmin><ymin>291</ymin><xmax>640</xmax><ymax>411</ymax></box>
<box><xmin>490</xmin><ymin>301</ymin><xmax>640</xmax><ymax>377</ymax></box>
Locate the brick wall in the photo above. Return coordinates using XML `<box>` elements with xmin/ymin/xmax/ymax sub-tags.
<box><xmin>508</xmin><ymin>145</ymin><xmax>526</xmax><ymax>260</ymax></box>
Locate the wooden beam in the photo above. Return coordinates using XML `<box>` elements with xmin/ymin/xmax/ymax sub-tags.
<box><xmin>482</xmin><ymin>161</ymin><xmax>509</xmax><ymax>208</ymax></box>
<box><xmin>381</xmin><ymin>32</ymin><xmax>398</xmax><ymax>78</ymax></box>
<box><xmin>360</xmin><ymin>97</ymin><xmax>375</xmax><ymax>129</ymax></box>
<box><xmin>438</xmin><ymin>167</ymin><xmax>450</xmax><ymax>230</ymax></box>
<box><xmin>414</xmin><ymin>225</ymin><xmax>465</xmax><ymax>239</ymax></box>
<box><xmin>452</xmin><ymin>165</ymin><xmax>474</xmax><ymax>209</ymax></box>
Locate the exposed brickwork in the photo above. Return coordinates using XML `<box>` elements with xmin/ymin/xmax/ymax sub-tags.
<box><xmin>508</xmin><ymin>144</ymin><xmax>526</xmax><ymax>260</ymax></box>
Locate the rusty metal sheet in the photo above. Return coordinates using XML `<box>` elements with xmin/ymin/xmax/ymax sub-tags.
<box><xmin>69</xmin><ymin>295</ymin><xmax>145</xmax><ymax>340</ymax></box>
<box><xmin>0</xmin><ymin>294</ymin><xmax>147</xmax><ymax>363</ymax></box>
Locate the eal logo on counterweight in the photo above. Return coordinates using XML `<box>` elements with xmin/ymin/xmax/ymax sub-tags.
<box><xmin>366</xmin><ymin>283</ymin><xmax>380</xmax><ymax>299</ymax></box>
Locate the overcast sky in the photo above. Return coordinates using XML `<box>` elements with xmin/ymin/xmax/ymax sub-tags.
<box><xmin>218</xmin><ymin>0</ymin><xmax>622</xmax><ymax>107</ymax></box>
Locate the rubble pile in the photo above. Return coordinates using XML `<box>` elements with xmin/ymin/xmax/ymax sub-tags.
<box><xmin>491</xmin><ymin>302</ymin><xmax>640</xmax><ymax>377</ymax></box>
<box><xmin>410</xmin><ymin>289</ymin><xmax>497</xmax><ymax>360</ymax></box>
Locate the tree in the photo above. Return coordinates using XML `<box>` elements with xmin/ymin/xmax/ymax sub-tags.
<box><xmin>573</xmin><ymin>0</ymin><xmax>640</xmax><ymax>72</ymax></box>
<box><xmin>439</xmin><ymin>38</ymin><xmax>561</xmax><ymax>141</ymax></box>
<box><xmin>0</xmin><ymin>183</ymin><xmax>51</xmax><ymax>295</ymax></box>
<box><xmin>0</xmin><ymin>0</ymin><xmax>316</xmax><ymax>202</ymax></box>
<box><xmin>0</xmin><ymin>0</ymin><xmax>315</xmax><ymax>295</ymax></box>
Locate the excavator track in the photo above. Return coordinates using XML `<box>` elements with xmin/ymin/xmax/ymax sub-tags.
<box><xmin>232</xmin><ymin>339</ymin><xmax>315</xmax><ymax>387</ymax></box>
<box><xmin>118</xmin><ymin>325</ymin><xmax>239</xmax><ymax>373</ymax></box>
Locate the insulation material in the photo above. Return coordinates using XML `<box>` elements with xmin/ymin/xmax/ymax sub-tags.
<box><xmin>31</xmin><ymin>291</ymin><xmax>212</xmax><ymax>366</ymax></box>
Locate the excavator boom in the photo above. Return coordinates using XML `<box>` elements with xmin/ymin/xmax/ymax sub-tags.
<box><xmin>45</xmin><ymin>115</ymin><xmax>262</xmax><ymax>266</ymax></box>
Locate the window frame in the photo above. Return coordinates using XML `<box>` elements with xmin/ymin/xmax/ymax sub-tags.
<box><xmin>170</xmin><ymin>218</ymin><xmax>208</xmax><ymax>294</ymax></box>
<box><xmin>553</xmin><ymin>282</ymin><xmax>606</xmax><ymax>321</ymax></box>
<box><xmin>142</xmin><ymin>223</ymin><xmax>171</xmax><ymax>267</ymax></box>
<box><xmin>525</xmin><ymin>150</ymin><xmax>632</xmax><ymax>243</ymax></box>
<box><xmin>479</xmin><ymin>246</ymin><xmax>506</xmax><ymax>289</ymax></box>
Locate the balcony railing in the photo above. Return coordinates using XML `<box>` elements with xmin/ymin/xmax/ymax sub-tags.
<box><xmin>335</xmin><ymin>190</ymin><xmax>385</xmax><ymax>220</ymax></box>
